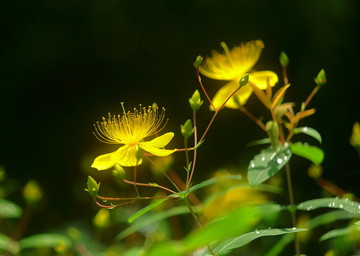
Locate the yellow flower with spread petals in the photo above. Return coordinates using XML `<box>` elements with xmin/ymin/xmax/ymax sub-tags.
<box><xmin>199</xmin><ymin>40</ymin><xmax>278</xmax><ymax>110</ymax></box>
<box><xmin>91</xmin><ymin>104</ymin><xmax>176</xmax><ymax>170</ymax></box>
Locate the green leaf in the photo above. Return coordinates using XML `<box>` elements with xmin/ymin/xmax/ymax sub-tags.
<box><xmin>293</xmin><ymin>127</ymin><xmax>322</xmax><ymax>144</ymax></box>
<box><xmin>290</xmin><ymin>143</ymin><xmax>324</xmax><ymax>165</ymax></box>
<box><xmin>85</xmin><ymin>176</ymin><xmax>100</xmax><ymax>197</ymax></box>
<box><xmin>0</xmin><ymin>199</ymin><xmax>22</xmax><ymax>218</ymax></box>
<box><xmin>320</xmin><ymin>226</ymin><xmax>352</xmax><ymax>242</ymax></box>
<box><xmin>248</xmin><ymin>145</ymin><xmax>292</xmax><ymax>186</ymax></box>
<box><xmin>213</xmin><ymin>228</ymin><xmax>306</xmax><ymax>255</ymax></box>
<box><xmin>246</xmin><ymin>138</ymin><xmax>271</xmax><ymax>147</ymax></box>
<box><xmin>20</xmin><ymin>233</ymin><xmax>71</xmax><ymax>250</ymax></box>
<box><xmin>184</xmin><ymin>207</ymin><xmax>259</xmax><ymax>250</ymax></box>
<box><xmin>0</xmin><ymin>233</ymin><xmax>19</xmax><ymax>254</ymax></box>
<box><xmin>297</xmin><ymin>197</ymin><xmax>360</xmax><ymax>215</ymax></box>
<box><xmin>116</xmin><ymin>206</ymin><xmax>189</xmax><ymax>241</ymax></box>
<box><xmin>355</xmin><ymin>220</ymin><xmax>360</xmax><ymax>226</ymax></box>
<box><xmin>128</xmin><ymin>198</ymin><xmax>169</xmax><ymax>223</ymax></box>
<box><xmin>309</xmin><ymin>210</ymin><xmax>357</xmax><ymax>229</ymax></box>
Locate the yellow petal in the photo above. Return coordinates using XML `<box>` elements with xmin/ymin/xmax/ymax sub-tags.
<box><xmin>199</xmin><ymin>40</ymin><xmax>264</xmax><ymax>81</ymax></box>
<box><xmin>144</xmin><ymin>132</ymin><xmax>174</xmax><ymax>148</ymax></box>
<box><xmin>211</xmin><ymin>80</ymin><xmax>253</xmax><ymax>110</ymax></box>
<box><xmin>140</xmin><ymin>133</ymin><xmax>176</xmax><ymax>157</ymax></box>
<box><xmin>140</xmin><ymin>144</ymin><xmax>176</xmax><ymax>157</ymax></box>
<box><xmin>249</xmin><ymin>71</ymin><xmax>278</xmax><ymax>90</ymax></box>
<box><xmin>91</xmin><ymin>145</ymin><xmax>142</xmax><ymax>170</ymax></box>
<box><xmin>91</xmin><ymin>151</ymin><xmax>118</xmax><ymax>171</ymax></box>
<box><xmin>114</xmin><ymin>145</ymin><xmax>143</xmax><ymax>167</ymax></box>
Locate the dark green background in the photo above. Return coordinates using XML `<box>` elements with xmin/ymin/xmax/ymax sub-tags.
<box><xmin>1</xmin><ymin>0</ymin><xmax>359</xmax><ymax>230</ymax></box>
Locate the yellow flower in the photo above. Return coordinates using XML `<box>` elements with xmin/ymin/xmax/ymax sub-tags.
<box><xmin>91</xmin><ymin>104</ymin><xmax>176</xmax><ymax>170</ymax></box>
<box><xmin>199</xmin><ymin>40</ymin><xmax>278</xmax><ymax>110</ymax></box>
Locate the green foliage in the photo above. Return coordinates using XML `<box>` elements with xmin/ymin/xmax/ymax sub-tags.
<box><xmin>297</xmin><ymin>197</ymin><xmax>360</xmax><ymax>214</ymax></box>
<box><xmin>293</xmin><ymin>126</ymin><xmax>322</xmax><ymax>143</ymax></box>
<box><xmin>0</xmin><ymin>199</ymin><xmax>22</xmax><ymax>218</ymax></box>
<box><xmin>213</xmin><ymin>228</ymin><xmax>306</xmax><ymax>255</ymax></box>
<box><xmin>19</xmin><ymin>233</ymin><xmax>72</xmax><ymax>250</ymax></box>
<box><xmin>128</xmin><ymin>198</ymin><xmax>169</xmax><ymax>223</ymax></box>
<box><xmin>248</xmin><ymin>145</ymin><xmax>292</xmax><ymax>186</ymax></box>
<box><xmin>290</xmin><ymin>142</ymin><xmax>324</xmax><ymax>165</ymax></box>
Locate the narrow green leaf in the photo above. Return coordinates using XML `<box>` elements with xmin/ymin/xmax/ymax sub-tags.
<box><xmin>309</xmin><ymin>210</ymin><xmax>356</xmax><ymax>229</ymax></box>
<box><xmin>184</xmin><ymin>207</ymin><xmax>259</xmax><ymax>250</ymax></box>
<box><xmin>355</xmin><ymin>220</ymin><xmax>360</xmax><ymax>226</ymax></box>
<box><xmin>0</xmin><ymin>199</ymin><xmax>22</xmax><ymax>218</ymax></box>
<box><xmin>297</xmin><ymin>197</ymin><xmax>360</xmax><ymax>215</ymax></box>
<box><xmin>0</xmin><ymin>233</ymin><xmax>19</xmax><ymax>253</ymax></box>
<box><xmin>116</xmin><ymin>206</ymin><xmax>189</xmax><ymax>241</ymax></box>
<box><xmin>246</xmin><ymin>138</ymin><xmax>271</xmax><ymax>147</ymax></box>
<box><xmin>294</xmin><ymin>127</ymin><xmax>322</xmax><ymax>144</ymax></box>
<box><xmin>20</xmin><ymin>233</ymin><xmax>71</xmax><ymax>250</ymax></box>
<box><xmin>290</xmin><ymin>143</ymin><xmax>324</xmax><ymax>165</ymax></box>
<box><xmin>214</xmin><ymin>228</ymin><xmax>306</xmax><ymax>254</ymax></box>
<box><xmin>320</xmin><ymin>226</ymin><xmax>352</xmax><ymax>242</ymax></box>
<box><xmin>248</xmin><ymin>145</ymin><xmax>292</xmax><ymax>186</ymax></box>
<box><xmin>128</xmin><ymin>198</ymin><xmax>169</xmax><ymax>223</ymax></box>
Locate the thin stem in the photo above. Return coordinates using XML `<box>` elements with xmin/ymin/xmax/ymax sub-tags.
<box><xmin>97</xmin><ymin>194</ymin><xmax>178</xmax><ymax>201</ymax></box>
<box><xmin>123</xmin><ymin>179</ymin><xmax>178</xmax><ymax>194</ymax></box>
<box><xmin>184</xmin><ymin>139</ymin><xmax>191</xmax><ymax>187</ymax></box>
<box><xmin>239</xmin><ymin>106</ymin><xmax>267</xmax><ymax>131</ymax></box>
<box><xmin>196</xmin><ymin>68</ymin><xmax>216</xmax><ymax>110</ymax></box>
<box><xmin>183</xmin><ymin>197</ymin><xmax>215</xmax><ymax>255</ymax></box>
<box><xmin>303</xmin><ymin>85</ymin><xmax>320</xmax><ymax>109</ymax></box>
<box><xmin>282</xmin><ymin>66</ymin><xmax>289</xmax><ymax>86</ymax></box>
<box><xmin>187</xmin><ymin>111</ymin><xmax>198</xmax><ymax>189</ymax></box>
<box><xmin>285</xmin><ymin>163</ymin><xmax>300</xmax><ymax>255</ymax></box>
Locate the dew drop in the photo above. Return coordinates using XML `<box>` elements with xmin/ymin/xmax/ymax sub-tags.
<box><xmin>102</xmin><ymin>199</ymin><xmax>107</xmax><ymax>202</ymax></box>
<box><xmin>261</xmin><ymin>156</ymin><xmax>266</xmax><ymax>161</ymax></box>
<box><xmin>303</xmin><ymin>126</ymin><xmax>308</xmax><ymax>132</ymax></box>
<box><xmin>292</xmin><ymin>227</ymin><xmax>297</xmax><ymax>230</ymax></box>
<box><xmin>250</xmin><ymin>161</ymin><xmax>255</xmax><ymax>168</ymax></box>
<box><xmin>358</xmin><ymin>205</ymin><xmax>360</xmax><ymax>209</ymax></box>
<box><xmin>339</xmin><ymin>204</ymin><xmax>344</xmax><ymax>209</ymax></box>
<box><xmin>276</xmin><ymin>158</ymin><xmax>283</xmax><ymax>164</ymax></box>
<box><xmin>255</xmin><ymin>229</ymin><xmax>260</xmax><ymax>234</ymax></box>
<box><xmin>307</xmin><ymin>205</ymin><xmax>313</xmax><ymax>211</ymax></box>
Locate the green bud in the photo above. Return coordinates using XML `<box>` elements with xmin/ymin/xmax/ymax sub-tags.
<box><xmin>314</xmin><ymin>69</ymin><xmax>326</xmax><ymax>86</ymax></box>
<box><xmin>23</xmin><ymin>180</ymin><xmax>43</xmax><ymax>206</ymax></box>
<box><xmin>93</xmin><ymin>208</ymin><xmax>110</xmax><ymax>229</ymax></box>
<box><xmin>112</xmin><ymin>164</ymin><xmax>126</xmax><ymax>179</ymax></box>
<box><xmin>266</xmin><ymin>121</ymin><xmax>279</xmax><ymax>148</ymax></box>
<box><xmin>279</xmin><ymin>51</ymin><xmax>289</xmax><ymax>67</ymax></box>
<box><xmin>85</xmin><ymin>176</ymin><xmax>100</xmax><ymax>198</ymax></box>
<box><xmin>193</xmin><ymin>55</ymin><xmax>203</xmax><ymax>67</ymax></box>
<box><xmin>189</xmin><ymin>90</ymin><xmax>203</xmax><ymax>111</ymax></box>
<box><xmin>181</xmin><ymin>119</ymin><xmax>194</xmax><ymax>140</ymax></box>
<box><xmin>239</xmin><ymin>73</ymin><xmax>249</xmax><ymax>87</ymax></box>
<box><xmin>307</xmin><ymin>164</ymin><xmax>323</xmax><ymax>179</ymax></box>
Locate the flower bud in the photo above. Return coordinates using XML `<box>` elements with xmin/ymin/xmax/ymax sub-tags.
<box><xmin>279</xmin><ymin>51</ymin><xmax>289</xmax><ymax>67</ymax></box>
<box><xmin>239</xmin><ymin>73</ymin><xmax>249</xmax><ymax>87</ymax></box>
<box><xmin>189</xmin><ymin>90</ymin><xmax>203</xmax><ymax>111</ymax></box>
<box><xmin>181</xmin><ymin>119</ymin><xmax>194</xmax><ymax>140</ymax></box>
<box><xmin>85</xmin><ymin>176</ymin><xmax>100</xmax><ymax>198</ymax></box>
<box><xmin>193</xmin><ymin>55</ymin><xmax>203</xmax><ymax>67</ymax></box>
<box><xmin>23</xmin><ymin>180</ymin><xmax>43</xmax><ymax>206</ymax></box>
<box><xmin>314</xmin><ymin>69</ymin><xmax>326</xmax><ymax>86</ymax></box>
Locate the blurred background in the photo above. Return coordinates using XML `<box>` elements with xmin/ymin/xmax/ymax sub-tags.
<box><xmin>0</xmin><ymin>0</ymin><xmax>359</xmax><ymax>247</ymax></box>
